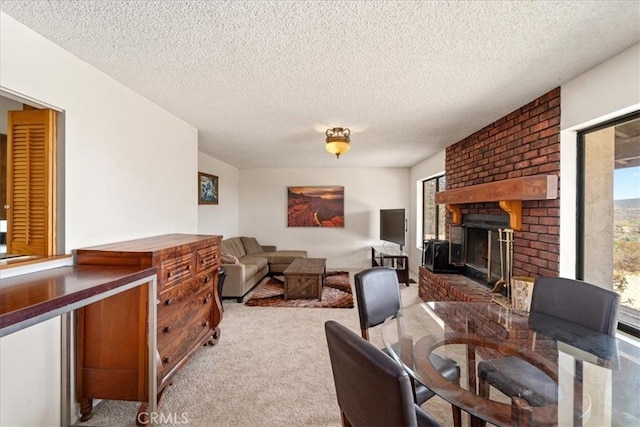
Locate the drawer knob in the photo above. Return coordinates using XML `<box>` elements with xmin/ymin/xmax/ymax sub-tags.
<box><xmin>163</xmin><ymin>326</ymin><xmax>172</xmax><ymax>333</ymax></box>
<box><xmin>163</xmin><ymin>356</ymin><xmax>171</xmax><ymax>364</ymax></box>
<box><xmin>203</xmin><ymin>275</ymin><xmax>212</xmax><ymax>284</ymax></box>
<box><xmin>165</xmin><ymin>298</ymin><xmax>174</xmax><ymax>306</ymax></box>
<box><xmin>201</xmin><ymin>320</ymin><xmax>210</xmax><ymax>327</ymax></box>
<box><xmin>204</xmin><ymin>293</ymin><xmax>212</xmax><ymax>304</ymax></box>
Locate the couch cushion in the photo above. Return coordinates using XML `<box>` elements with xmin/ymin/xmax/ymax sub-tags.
<box><xmin>222</xmin><ymin>237</ymin><xmax>246</xmax><ymax>258</ymax></box>
<box><xmin>261</xmin><ymin>250</ymin><xmax>307</xmax><ymax>265</ymax></box>
<box><xmin>243</xmin><ymin>263</ymin><xmax>259</xmax><ymax>279</ymax></box>
<box><xmin>241</xmin><ymin>236</ymin><xmax>264</xmax><ymax>255</ymax></box>
<box><xmin>239</xmin><ymin>255</ymin><xmax>269</xmax><ymax>270</ymax></box>
<box><xmin>221</xmin><ymin>253</ymin><xmax>240</xmax><ymax>264</ymax></box>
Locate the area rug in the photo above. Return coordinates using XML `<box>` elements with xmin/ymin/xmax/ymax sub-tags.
<box><xmin>245</xmin><ymin>271</ymin><xmax>354</xmax><ymax>308</ymax></box>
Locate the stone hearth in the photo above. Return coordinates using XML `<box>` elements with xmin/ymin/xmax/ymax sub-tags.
<box><xmin>419</xmin><ymin>266</ymin><xmax>493</xmax><ymax>302</ymax></box>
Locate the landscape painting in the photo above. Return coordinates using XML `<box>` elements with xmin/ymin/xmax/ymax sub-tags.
<box><xmin>287</xmin><ymin>186</ymin><xmax>344</xmax><ymax>227</ymax></box>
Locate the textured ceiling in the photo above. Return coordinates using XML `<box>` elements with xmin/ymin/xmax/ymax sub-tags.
<box><xmin>1</xmin><ymin>1</ymin><xmax>639</xmax><ymax>169</ymax></box>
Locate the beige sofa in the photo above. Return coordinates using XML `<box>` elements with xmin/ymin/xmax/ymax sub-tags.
<box><xmin>220</xmin><ymin>236</ymin><xmax>307</xmax><ymax>302</ymax></box>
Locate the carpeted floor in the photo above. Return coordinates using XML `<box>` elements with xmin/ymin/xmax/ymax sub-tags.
<box><xmin>244</xmin><ymin>271</ymin><xmax>354</xmax><ymax>308</ymax></box>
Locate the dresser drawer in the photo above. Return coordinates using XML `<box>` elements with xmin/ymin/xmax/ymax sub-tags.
<box><xmin>158</xmin><ymin>290</ymin><xmax>213</xmax><ymax>374</ymax></box>
<box><xmin>196</xmin><ymin>245</ymin><xmax>219</xmax><ymax>273</ymax></box>
<box><xmin>157</xmin><ymin>272</ymin><xmax>214</xmax><ymax>317</ymax></box>
<box><xmin>157</xmin><ymin>287</ymin><xmax>214</xmax><ymax>351</ymax></box>
<box><xmin>159</xmin><ymin>253</ymin><xmax>194</xmax><ymax>292</ymax></box>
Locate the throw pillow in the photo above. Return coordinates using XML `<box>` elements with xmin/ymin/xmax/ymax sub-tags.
<box><xmin>221</xmin><ymin>253</ymin><xmax>240</xmax><ymax>264</ymax></box>
<box><xmin>241</xmin><ymin>237</ymin><xmax>263</xmax><ymax>255</ymax></box>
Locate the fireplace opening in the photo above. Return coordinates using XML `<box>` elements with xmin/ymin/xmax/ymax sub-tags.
<box><xmin>450</xmin><ymin>214</ymin><xmax>509</xmax><ymax>285</ymax></box>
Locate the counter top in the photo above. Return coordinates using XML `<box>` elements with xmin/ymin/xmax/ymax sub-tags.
<box><xmin>0</xmin><ymin>265</ymin><xmax>157</xmax><ymax>337</ymax></box>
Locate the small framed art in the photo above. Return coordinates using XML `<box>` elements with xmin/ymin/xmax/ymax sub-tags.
<box><xmin>198</xmin><ymin>172</ymin><xmax>219</xmax><ymax>205</ymax></box>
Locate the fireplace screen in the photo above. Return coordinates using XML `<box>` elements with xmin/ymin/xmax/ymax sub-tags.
<box><xmin>467</xmin><ymin>227</ymin><xmax>490</xmax><ymax>271</ymax></box>
<box><xmin>464</xmin><ymin>228</ymin><xmax>503</xmax><ymax>282</ymax></box>
<box><xmin>452</xmin><ymin>214</ymin><xmax>509</xmax><ymax>284</ymax></box>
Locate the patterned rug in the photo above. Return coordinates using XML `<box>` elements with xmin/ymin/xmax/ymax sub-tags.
<box><xmin>245</xmin><ymin>271</ymin><xmax>354</xmax><ymax>308</ymax></box>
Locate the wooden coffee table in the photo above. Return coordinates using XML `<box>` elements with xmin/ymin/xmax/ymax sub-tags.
<box><xmin>283</xmin><ymin>258</ymin><xmax>326</xmax><ymax>300</ymax></box>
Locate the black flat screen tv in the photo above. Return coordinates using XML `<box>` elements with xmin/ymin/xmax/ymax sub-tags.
<box><xmin>380</xmin><ymin>208</ymin><xmax>406</xmax><ymax>249</ymax></box>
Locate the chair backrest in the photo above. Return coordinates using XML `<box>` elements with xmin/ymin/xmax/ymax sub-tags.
<box><xmin>325</xmin><ymin>320</ymin><xmax>437</xmax><ymax>427</ymax></box>
<box><xmin>354</xmin><ymin>267</ymin><xmax>402</xmax><ymax>340</ymax></box>
<box><xmin>529</xmin><ymin>277</ymin><xmax>620</xmax><ymax>335</ymax></box>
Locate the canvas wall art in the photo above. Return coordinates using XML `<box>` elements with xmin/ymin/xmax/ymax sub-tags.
<box><xmin>287</xmin><ymin>186</ymin><xmax>344</xmax><ymax>227</ymax></box>
<box><xmin>198</xmin><ymin>172</ymin><xmax>218</xmax><ymax>205</ymax></box>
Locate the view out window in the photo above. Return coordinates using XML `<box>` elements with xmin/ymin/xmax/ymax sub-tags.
<box><xmin>422</xmin><ymin>174</ymin><xmax>446</xmax><ymax>241</ymax></box>
<box><xmin>579</xmin><ymin>112</ymin><xmax>640</xmax><ymax>335</ymax></box>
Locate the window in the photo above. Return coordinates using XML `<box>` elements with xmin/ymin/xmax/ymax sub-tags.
<box><xmin>422</xmin><ymin>174</ymin><xmax>446</xmax><ymax>241</ymax></box>
<box><xmin>578</xmin><ymin>112</ymin><xmax>640</xmax><ymax>335</ymax></box>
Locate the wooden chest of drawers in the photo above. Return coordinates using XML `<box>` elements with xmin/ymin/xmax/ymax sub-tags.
<box><xmin>74</xmin><ymin>234</ymin><xmax>222</xmax><ymax>423</ymax></box>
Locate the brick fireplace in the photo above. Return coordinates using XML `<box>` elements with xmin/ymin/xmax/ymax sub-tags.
<box><xmin>420</xmin><ymin>88</ymin><xmax>561</xmax><ymax>302</ymax></box>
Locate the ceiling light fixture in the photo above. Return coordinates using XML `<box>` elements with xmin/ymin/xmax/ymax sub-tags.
<box><xmin>325</xmin><ymin>127</ymin><xmax>351</xmax><ymax>159</ymax></box>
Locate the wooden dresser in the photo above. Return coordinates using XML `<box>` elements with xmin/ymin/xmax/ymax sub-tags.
<box><xmin>74</xmin><ymin>234</ymin><xmax>222</xmax><ymax>423</ymax></box>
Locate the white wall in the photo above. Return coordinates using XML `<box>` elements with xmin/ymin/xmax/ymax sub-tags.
<box><xmin>559</xmin><ymin>43</ymin><xmax>640</xmax><ymax>278</ymax></box>
<box><xmin>0</xmin><ymin>318</ymin><xmax>61</xmax><ymax>427</ymax></box>
<box><xmin>561</xmin><ymin>44</ymin><xmax>640</xmax><ymax>131</ymax></box>
<box><xmin>409</xmin><ymin>150</ymin><xmax>446</xmax><ymax>271</ymax></box>
<box><xmin>198</xmin><ymin>152</ymin><xmax>240</xmax><ymax>238</ymax></box>
<box><xmin>1</xmin><ymin>12</ymin><xmax>200</xmax><ymax>426</ymax></box>
<box><xmin>239</xmin><ymin>168</ymin><xmax>410</xmax><ymax>269</ymax></box>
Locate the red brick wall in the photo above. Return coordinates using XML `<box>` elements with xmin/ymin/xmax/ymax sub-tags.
<box><xmin>419</xmin><ymin>266</ymin><xmax>493</xmax><ymax>302</ymax></box>
<box><xmin>445</xmin><ymin>88</ymin><xmax>561</xmax><ymax>278</ymax></box>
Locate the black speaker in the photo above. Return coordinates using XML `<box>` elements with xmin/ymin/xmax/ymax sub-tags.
<box><xmin>422</xmin><ymin>240</ymin><xmax>459</xmax><ymax>273</ymax></box>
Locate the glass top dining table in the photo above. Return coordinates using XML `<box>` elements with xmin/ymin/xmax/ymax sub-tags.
<box><xmin>381</xmin><ymin>301</ymin><xmax>640</xmax><ymax>427</ymax></box>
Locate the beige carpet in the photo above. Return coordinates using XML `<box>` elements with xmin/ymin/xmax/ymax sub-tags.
<box><xmin>75</xmin><ymin>269</ymin><xmax>463</xmax><ymax>427</ymax></box>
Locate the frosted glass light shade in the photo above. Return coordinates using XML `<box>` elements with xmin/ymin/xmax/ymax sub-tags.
<box><xmin>326</xmin><ymin>140</ymin><xmax>350</xmax><ymax>158</ymax></box>
<box><xmin>325</xmin><ymin>127</ymin><xmax>351</xmax><ymax>159</ymax></box>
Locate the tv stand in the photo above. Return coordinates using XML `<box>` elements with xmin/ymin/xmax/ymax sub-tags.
<box><xmin>371</xmin><ymin>246</ymin><xmax>409</xmax><ymax>286</ymax></box>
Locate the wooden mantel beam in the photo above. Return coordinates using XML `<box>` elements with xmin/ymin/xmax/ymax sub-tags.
<box><xmin>435</xmin><ymin>175</ymin><xmax>558</xmax><ymax>205</ymax></box>
<box><xmin>436</xmin><ymin>175</ymin><xmax>558</xmax><ymax>231</ymax></box>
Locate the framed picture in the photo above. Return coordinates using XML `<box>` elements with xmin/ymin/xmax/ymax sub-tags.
<box><xmin>511</xmin><ymin>276</ymin><xmax>535</xmax><ymax>312</ymax></box>
<box><xmin>198</xmin><ymin>172</ymin><xmax>218</xmax><ymax>205</ymax></box>
<box><xmin>287</xmin><ymin>186</ymin><xmax>344</xmax><ymax>227</ymax></box>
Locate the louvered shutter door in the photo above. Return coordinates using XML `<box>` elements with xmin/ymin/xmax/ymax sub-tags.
<box><xmin>7</xmin><ymin>109</ymin><xmax>56</xmax><ymax>256</ymax></box>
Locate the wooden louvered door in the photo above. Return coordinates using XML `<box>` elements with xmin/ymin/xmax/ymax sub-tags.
<box><xmin>7</xmin><ymin>109</ymin><xmax>57</xmax><ymax>256</ymax></box>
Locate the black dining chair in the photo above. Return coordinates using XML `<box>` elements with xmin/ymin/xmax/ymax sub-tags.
<box><xmin>325</xmin><ymin>320</ymin><xmax>442</xmax><ymax>427</ymax></box>
<box><xmin>354</xmin><ymin>267</ymin><xmax>462</xmax><ymax>427</ymax></box>
<box><xmin>477</xmin><ymin>276</ymin><xmax>620</xmax><ymax>408</ymax></box>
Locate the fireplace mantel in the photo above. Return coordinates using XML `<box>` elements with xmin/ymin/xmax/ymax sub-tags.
<box><xmin>435</xmin><ymin>174</ymin><xmax>558</xmax><ymax>230</ymax></box>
